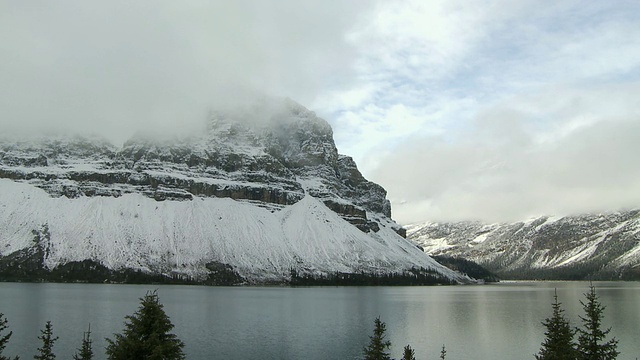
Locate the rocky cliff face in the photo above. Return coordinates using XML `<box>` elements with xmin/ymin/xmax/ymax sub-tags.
<box><xmin>0</xmin><ymin>98</ymin><xmax>463</xmax><ymax>284</ymax></box>
<box><xmin>407</xmin><ymin>210</ymin><xmax>640</xmax><ymax>280</ymax></box>
<box><xmin>1</xmin><ymin>99</ymin><xmax>391</xmax><ymax>228</ymax></box>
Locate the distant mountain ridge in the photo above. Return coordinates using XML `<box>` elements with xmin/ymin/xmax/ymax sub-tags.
<box><xmin>0</xmin><ymin>97</ymin><xmax>465</xmax><ymax>284</ymax></box>
<box><xmin>407</xmin><ymin>210</ymin><xmax>640</xmax><ymax>280</ymax></box>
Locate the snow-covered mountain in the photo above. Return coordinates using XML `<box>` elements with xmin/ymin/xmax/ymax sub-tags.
<box><xmin>407</xmin><ymin>211</ymin><xmax>640</xmax><ymax>280</ymax></box>
<box><xmin>0</xmin><ymin>97</ymin><xmax>464</xmax><ymax>284</ymax></box>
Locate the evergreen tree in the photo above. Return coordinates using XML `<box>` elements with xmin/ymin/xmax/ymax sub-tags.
<box><xmin>402</xmin><ymin>344</ymin><xmax>416</xmax><ymax>360</ymax></box>
<box><xmin>73</xmin><ymin>324</ymin><xmax>93</xmax><ymax>360</ymax></box>
<box><xmin>34</xmin><ymin>321</ymin><xmax>57</xmax><ymax>360</ymax></box>
<box><xmin>440</xmin><ymin>344</ymin><xmax>447</xmax><ymax>360</ymax></box>
<box><xmin>536</xmin><ymin>290</ymin><xmax>577</xmax><ymax>360</ymax></box>
<box><xmin>106</xmin><ymin>291</ymin><xmax>185</xmax><ymax>360</ymax></box>
<box><xmin>362</xmin><ymin>317</ymin><xmax>391</xmax><ymax>360</ymax></box>
<box><xmin>0</xmin><ymin>313</ymin><xmax>18</xmax><ymax>360</ymax></box>
<box><xmin>575</xmin><ymin>285</ymin><xmax>619</xmax><ymax>360</ymax></box>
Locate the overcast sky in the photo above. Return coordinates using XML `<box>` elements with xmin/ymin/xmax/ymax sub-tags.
<box><xmin>2</xmin><ymin>1</ymin><xmax>640</xmax><ymax>224</ymax></box>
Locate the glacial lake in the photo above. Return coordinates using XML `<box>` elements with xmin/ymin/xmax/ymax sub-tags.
<box><xmin>0</xmin><ymin>281</ymin><xmax>638</xmax><ymax>359</ymax></box>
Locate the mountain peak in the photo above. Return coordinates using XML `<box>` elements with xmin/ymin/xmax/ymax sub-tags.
<box><xmin>0</xmin><ymin>99</ymin><xmax>463</xmax><ymax>284</ymax></box>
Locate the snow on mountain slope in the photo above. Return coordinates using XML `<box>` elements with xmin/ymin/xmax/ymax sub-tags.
<box><xmin>0</xmin><ymin>98</ymin><xmax>464</xmax><ymax>284</ymax></box>
<box><xmin>0</xmin><ymin>179</ymin><xmax>459</xmax><ymax>282</ymax></box>
<box><xmin>407</xmin><ymin>212</ymin><xmax>640</xmax><ymax>280</ymax></box>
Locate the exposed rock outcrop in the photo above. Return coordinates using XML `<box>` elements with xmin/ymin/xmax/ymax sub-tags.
<box><xmin>0</xmin><ymin>98</ymin><xmax>461</xmax><ymax>284</ymax></box>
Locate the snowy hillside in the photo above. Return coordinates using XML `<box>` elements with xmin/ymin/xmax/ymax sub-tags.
<box><xmin>0</xmin><ymin>98</ymin><xmax>464</xmax><ymax>284</ymax></box>
<box><xmin>407</xmin><ymin>211</ymin><xmax>640</xmax><ymax>280</ymax></box>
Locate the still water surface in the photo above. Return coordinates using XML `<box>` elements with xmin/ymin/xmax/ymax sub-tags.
<box><xmin>0</xmin><ymin>281</ymin><xmax>638</xmax><ymax>359</ymax></box>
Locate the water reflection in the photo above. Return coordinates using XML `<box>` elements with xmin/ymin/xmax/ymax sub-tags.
<box><xmin>0</xmin><ymin>282</ymin><xmax>638</xmax><ymax>359</ymax></box>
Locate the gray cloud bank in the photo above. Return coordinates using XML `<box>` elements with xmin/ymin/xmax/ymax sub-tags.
<box><xmin>374</xmin><ymin>84</ymin><xmax>640</xmax><ymax>224</ymax></box>
<box><xmin>0</xmin><ymin>1</ymin><xmax>367</xmax><ymax>143</ymax></box>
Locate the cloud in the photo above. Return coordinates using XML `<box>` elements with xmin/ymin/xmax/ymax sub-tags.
<box><xmin>3</xmin><ymin>1</ymin><xmax>640</xmax><ymax>224</ymax></box>
<box><xmin>0</xmin><ymin>1</ymin><xmax>370</xmax><ymax>144</ymax></box>
<box><xmin>373</xmin><ymin>84</ymin><xmax>640</xmax><ymax>224</ymax></box>
<box><xmin>311</xmin><ymin>0</ymin><xmax>640</xmax><ymax>223</ymax></box>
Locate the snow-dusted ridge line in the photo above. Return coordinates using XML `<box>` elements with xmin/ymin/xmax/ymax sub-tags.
<box><xmin>407</xmin><ymin>211</ymin><xmax>640</xmax><ymax>279</ymax></box>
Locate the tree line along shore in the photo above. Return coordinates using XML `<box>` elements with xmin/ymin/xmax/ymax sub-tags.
<box><xmin>0</xmin><ymin>284</ymin><xmax>622</xmax><ymax>359</ymax></box>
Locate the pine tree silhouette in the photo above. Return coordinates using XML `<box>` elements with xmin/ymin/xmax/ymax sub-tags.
<box><xmin>402</xmin><ymin>344</ymin><xmax>416</xmax><ymax>360</ymax></box>
<box><xmin>0</xmin><ymin>313</ymin><xmax>18</xmax><ymax>360</ymax></box>
<box><xmin>363</xmin><ymin>317</ymin><xmax>391</xmax><ymax>360</ymax></box>
<box><xmin>440</xmin><ymin>344</ymin><xmax>447</xmax><ymax>360</ymax></box>
<box><xmin>34</xmin><ymin>321</ymin><xmax>57</xmax><ymax>360</ymax></box>
<box><xmin>73</xmin><ymin>324</ymin><xmax>93</xmax><ymax>360</ymax></box>
<box><xmin>576</xmin><ymin>284</ymin><xmax>619</xmax><ymax>360</ymax></box>
<box><xmin>536</xmin><ymin>290</ymin><xmax>577</xmax><ymax>360</ymax></box>
<box><xmin>106</xmin><ymin>291</ymin><xmax>185</xmax><ymax>360</ymax></box>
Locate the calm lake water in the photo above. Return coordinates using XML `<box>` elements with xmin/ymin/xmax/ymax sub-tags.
<box><xmin>0</xmin><ymin>281</ymin><xmax>638</xmax><ymax>359</ymax></box>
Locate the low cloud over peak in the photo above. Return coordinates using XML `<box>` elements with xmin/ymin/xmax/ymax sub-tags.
<box><xmin>3</xmin><ymin>1</ymin><xmax>640</xmax><ymax>224</ymax></box>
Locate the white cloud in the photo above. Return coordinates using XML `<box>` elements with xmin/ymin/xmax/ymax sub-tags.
<box><xmin>2</xmin><ymin>0</ymin><xmax>640</xmax><ymax>224</ymax></box>
<box><xmin>314</xmin><ymin>0</ymin><xmax>640</xmax><ymax>223</ymax></box>
<box><xmin>374</xmin><ymin>84</ymin><xmax>640</xmax><ymax>224</ymax></box>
